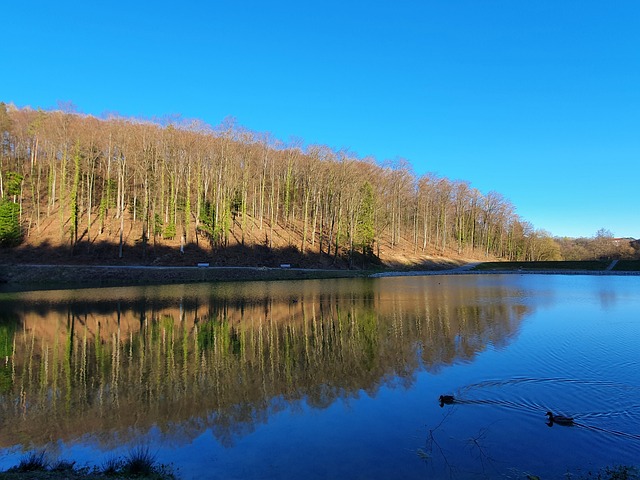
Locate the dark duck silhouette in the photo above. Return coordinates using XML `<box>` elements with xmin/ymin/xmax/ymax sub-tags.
<box><xmin>439</xmin><ymin>395</ymin><xmax>455</xmax><ymax>407</ymax></box>
<box><xmin>546</xmin><ymin>411</ymin><xmax>574</xmax><ymax>426</ymax></box>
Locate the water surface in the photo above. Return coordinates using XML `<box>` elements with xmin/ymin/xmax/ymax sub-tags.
<box><xmin>0</xmin><ymin>274</ymin><xmax>638</xmax><ymax>478</ymax></box>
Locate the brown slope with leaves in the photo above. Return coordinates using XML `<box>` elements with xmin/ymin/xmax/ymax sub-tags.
<box><xmin>0</xmin><ymin>202</ymin><xmax>486</xmax><ymax>269</ymax></box>
<box><xmin>1</xmin><ymin>104</ymin><xmax>538</xmax><ymax>268</ymax></box>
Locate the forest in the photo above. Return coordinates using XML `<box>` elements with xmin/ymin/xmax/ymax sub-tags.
<box><xmin>0</xmin><ymin>103</ymin><xmax>636</xmax><ymax>267</ymax></box>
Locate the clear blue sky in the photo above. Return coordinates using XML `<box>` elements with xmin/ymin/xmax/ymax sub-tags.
<box><xmin>2</xmin><ymin>1</ymin><xmax>639</xmax><ymax>238</ymax></box>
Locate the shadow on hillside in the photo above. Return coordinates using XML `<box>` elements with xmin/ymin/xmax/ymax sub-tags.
<box><xmin>0</xmin><ymin>239</ymin><xmax>383</xmax><ymax>270</ymax></box>
<box><xmin>383</xmin><ymin>257</ymin><xmax>467</xmax><ymax>271</ymax></box>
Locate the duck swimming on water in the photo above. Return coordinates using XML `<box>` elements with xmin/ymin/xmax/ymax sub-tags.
<box><xmin>546</xmin><ymin>411</ymin><xmax>574</xmax><ymax>426</ymax></box>
<box><xmin>439</xmin><ymin>395</ymin><xmax>455</xmax><ymax>407</ymax></box>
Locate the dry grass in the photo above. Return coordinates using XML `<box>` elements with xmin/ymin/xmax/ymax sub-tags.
<box><xmin>0</xmin><ymin>448</ymin><xmax>176</xmax><ymax>480</ymax></box>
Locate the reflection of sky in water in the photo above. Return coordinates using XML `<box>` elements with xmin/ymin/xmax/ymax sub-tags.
<box><xmin>0</xmin><ymin>274</ymin><xmax>639</xmax><ymax>479</ymax></box>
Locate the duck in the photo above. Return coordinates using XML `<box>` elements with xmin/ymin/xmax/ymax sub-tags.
<box><xmin>546</xmin><ymin>411</ymin><xmax>574</xmax><ymax>426</ymax></box>
<box><xmin>439</xmin><ymin>395</ymin><xmax>455</xmax><ymax>407</ymax></box>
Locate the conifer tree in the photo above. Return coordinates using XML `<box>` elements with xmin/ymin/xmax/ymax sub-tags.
<box><xmin>0</xmin><ymin>199</ymin><xmax>21</xmax><ymax>246</ymax></box>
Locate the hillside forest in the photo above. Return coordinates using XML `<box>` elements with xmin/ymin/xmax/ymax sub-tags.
<box><xmin>0</xmin><ymin>103</ymin><xmax>637</xmax><ymax>267</ymax></box>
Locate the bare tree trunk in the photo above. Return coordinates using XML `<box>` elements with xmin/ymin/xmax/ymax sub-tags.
<box><xmin>118</xmin><ymin>158</ymin><xmax>126</xmax><ymax>258</ymax></box>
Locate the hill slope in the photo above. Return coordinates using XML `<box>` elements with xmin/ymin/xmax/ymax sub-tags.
<box><xmin>1</xmin><ymin>205</ymin><xmax>487</xmax><ymax>270</ymax></box>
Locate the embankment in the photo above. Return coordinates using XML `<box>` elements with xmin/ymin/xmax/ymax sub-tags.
<box><xmin>0</xmin><ymin>264</ymin><xmax>368</xmax><ymax>291</ymax></box>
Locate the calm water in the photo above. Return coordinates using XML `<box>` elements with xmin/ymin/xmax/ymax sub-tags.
<box><xmin>0</xmin><ymin>274</ymin><xmax>639</xmax><ymax>479</ymax></box>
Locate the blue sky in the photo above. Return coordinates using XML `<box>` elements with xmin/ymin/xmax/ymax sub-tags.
<box><xmin>2</xmin><ymin>1</ymin><xmax>639</xmax><ymax>238</ymax></box>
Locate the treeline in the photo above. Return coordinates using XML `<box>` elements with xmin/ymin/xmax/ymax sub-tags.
<box><xmin>0</xmin><ymin>103</ymin><xmax>569</xmax><ymax>264</ymax></box>
<box><xmin>556</xmin><ymin>229</ymin><xmax>639</xmax><ymax>261</ymax></box>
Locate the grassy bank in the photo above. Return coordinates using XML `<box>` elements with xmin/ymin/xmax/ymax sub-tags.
<box><xmin>0</xmin><ymin>264</ymin><xmax>373</xmax><ymax>291</ymax></box>
<box><xmin>613</xmin><ymin>260</ymin><xmax>640</xmax><ymax>271</ymax></box>
<box><xmin>472</xmin><ymin>260</ymin><xmax>610</xmax><ymax>271</ymax></box>
<box><xmin>1</xmin><ymin>260</ymin><xmax>639</xmax><ymax>292</ymax></box>
<box><xmin>1</xmin><ymin>450</ymin><xmax>636</xmax><ymax>480</ymax></box>
<box><xmin>0</xmin><ymin>448</ymin><xmax>176</xmax><ymax>479</ymax></box>
<box><xmin>472</xmin><ymin>260</ymin><xmax>640</xmax><ymax>272</ymax></box>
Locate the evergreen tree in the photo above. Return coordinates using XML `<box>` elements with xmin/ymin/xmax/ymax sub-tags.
<box><xmin>355</xmin><ymin>181</ymin><xmax>375</xmax><ymax>257</ymax></box>
<box><xmin>0</xmin><ymin>199</ymin><xmax>21</xmax><ymax>247</ymax></box>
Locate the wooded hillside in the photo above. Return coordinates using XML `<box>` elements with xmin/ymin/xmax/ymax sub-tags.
<box><xmin>0</xmin><ymin>103</ymin><xmax>561</xmax><ymax>267</ymax></box>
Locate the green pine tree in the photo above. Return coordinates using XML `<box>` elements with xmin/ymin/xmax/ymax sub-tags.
<box><xmin>0</xmin><ymin>199</ymin><xmax>21</xmax><ymax>247</ymax></box>
<box><xmin>356</xmin><ymin>181</ymin><xmax>376</xmax><ymax>257</ymax></box>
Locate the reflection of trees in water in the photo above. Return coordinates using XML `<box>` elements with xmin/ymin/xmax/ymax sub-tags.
<box><xmin>0</xmin><ymin>315</ymin><xmax>17</xmax><ymax>394</ymax></box>
<box><xmin>0</xmin><ymin>281</ymin><xmax>533</xmax><ymax>448</ymax></box>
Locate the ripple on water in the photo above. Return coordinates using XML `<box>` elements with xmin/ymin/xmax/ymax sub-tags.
<box><xmin>448</xmin><ymin>375</ymin><xmax>640</xmax><ymax>455</ymax></box>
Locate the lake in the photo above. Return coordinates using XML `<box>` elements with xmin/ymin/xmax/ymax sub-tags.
<box><xmin>0</xmin><ymin>274</ymin><xmax>639</xmax><ymax>479</ymax></box>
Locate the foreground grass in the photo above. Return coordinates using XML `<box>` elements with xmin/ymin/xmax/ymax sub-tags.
<box><xmin>525</xmin><ymin>465</ymin><xmax>639</xmax><ymax>479</ymax></box>
<box><xmin>0</xmin><ymin>447</ymin><xmax>177</xmax><ymax>479</ymax></box>
<box><xmin>582</xmin><ymin>465</ymin><xmax>639</xmax><ymax>479</ymax></box>
<box><xmin>2</xmin><ymin>450</ymin><xmax>636</xmax><ymax>479</ymax></box>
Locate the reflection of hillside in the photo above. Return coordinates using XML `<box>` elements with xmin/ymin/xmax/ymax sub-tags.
<box><xmin>0</xmin><ymin>277</ymin><xmax>534</xmax><ymax>448</ymax></box>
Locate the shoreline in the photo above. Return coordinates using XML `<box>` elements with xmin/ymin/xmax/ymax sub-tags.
<box><xmin>370</xmin><ymin>269</ymin><xmax>640</xmax><ymax>277</ymax></box>
<box><xmin>0</xmin><ymin>264</ymin><xmax>370</xmax><ymax>292</ymax></box>
<box><xmin>1</xmin><ymin>263</ymin><xmax>639</xmax><ymax>292</ymax></box>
